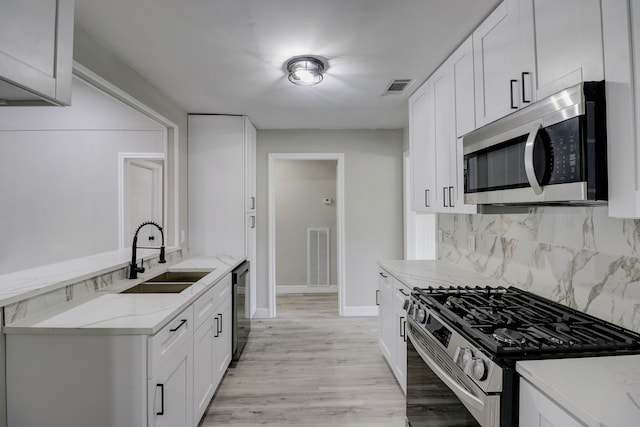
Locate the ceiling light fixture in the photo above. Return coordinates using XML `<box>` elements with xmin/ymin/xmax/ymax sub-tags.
<box><xmin>286</xmin><ymin>56</ymin><xmax>325</xmax><ymax>86</ymax></box>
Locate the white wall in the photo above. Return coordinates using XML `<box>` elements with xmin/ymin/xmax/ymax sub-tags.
<box><xmin>0</xmin><ymin>78</ymin><xmax>164</xmax><ymax>274</ymax></box>
<box><xmin>275</xmin><ymin>160</ymin><xmax>337</xmax><ymax>287</ymax></box>
<box><xmin>73</xmin><ymin>25</ymin><xmax>189</xmax><ymax>251</ymax></box>
<box><xmin>257</xmin><ymin>129</ymin><xmax>404</xmax><ymax>312</ymax></box>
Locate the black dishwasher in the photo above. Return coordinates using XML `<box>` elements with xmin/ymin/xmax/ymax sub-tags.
<box><xmin>232</xmin><ymin>261</ymin><xmax>250</xmax><ymax>361</ymax></box>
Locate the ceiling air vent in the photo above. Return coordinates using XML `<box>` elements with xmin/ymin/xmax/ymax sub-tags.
<box><xmin>382</xmin><ymin>79</ymin><xmax>413</xmax><ymax>96</ymax></box>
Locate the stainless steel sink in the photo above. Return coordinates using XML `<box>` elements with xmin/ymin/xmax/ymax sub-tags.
<box><xmin>143</xmin><ymin>271</ymin><xmax>212</xmax><ymax>283</ymax></box>
<box><xmin>120</xmin><ymin>270</ymin><xmax>213</xmax><ymax>294</ymax></box>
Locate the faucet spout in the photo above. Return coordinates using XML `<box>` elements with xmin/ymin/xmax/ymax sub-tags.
<box><xmin>129</xmin><ymin>221</ymin><xmax>167</xmax><ymax>280</ymax></box>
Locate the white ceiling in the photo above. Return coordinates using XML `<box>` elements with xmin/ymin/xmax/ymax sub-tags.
<box><xmin>74</xmin><ymin>0</ymin><xmax>501</xmax><ymax>129</ymax></box>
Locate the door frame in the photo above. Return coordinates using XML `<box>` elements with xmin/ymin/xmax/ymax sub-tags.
<box><xmin>268</xmin><ymin>153</ymin><xmax>346</xmax><ymax>318</ymax></box>
<box><xmin>118</xmin><ymin>152</ymin><xmax>166</xmax><ymax>248</ymax></box>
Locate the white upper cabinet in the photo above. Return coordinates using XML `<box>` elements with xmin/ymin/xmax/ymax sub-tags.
<box><xmin>473</xmin><ymin>0</ymin><xmax>534</xmax><ymax>127</ymax></box>
<box><xmin>244</xmin><ymin>119</ymin><xmax>257</xmax><ymax>213</ymax></box>
<box><xmin>0</xmin><ymin>0</ymin><xmax>75</xmax><ymax>106</ymax></box>
<box><xmin>409</xmin><ymin>81</ymin><xmax>436</xmax><ymax>213</ymax></box>
<box><xmin>474</xmin><ymin>0</ymin><xmax>603</xmax><ymax>127</ymax></box>
<box><xmin>529</xmin><ymin>0</ymin><xmax>604</xmax><ymax>100</ymax></box>
<box><xmin>410</xmin><ymin>37</ymin><xmax>477</xmax><ymax>214</ymax></box>
<box><xmin>602</xmin><ymin>0</ymin><xmax>640</xmax><ymax>218</ymax></box>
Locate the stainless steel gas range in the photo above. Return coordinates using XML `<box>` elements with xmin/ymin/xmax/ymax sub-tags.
<box><xmin>404</xmin><ymin>286</ymin><xmax>640</xmax><ymax>427</ymax></box>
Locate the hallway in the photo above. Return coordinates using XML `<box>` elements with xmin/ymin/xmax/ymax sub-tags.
<box><xmin>199</xmin><ymin>293</ymin><xmax>406</xmax><ymax>426</ymax></box>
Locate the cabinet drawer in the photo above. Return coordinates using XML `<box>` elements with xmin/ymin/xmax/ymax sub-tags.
<box><xmin>378</xmin><ymin>269</ymin><xmax>393</xmax><ymax>303</ymax></box>
<box><xmin>148</xmin><ymin>305</ymin><xmax>194</xmax><ymax>379</ymax></box>
<box><xmin>193</xmin><ymin>274</ymin><xmax>232</xmax><ymax>330</ymax></box>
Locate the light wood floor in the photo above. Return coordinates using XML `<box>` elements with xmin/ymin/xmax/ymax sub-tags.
<box><xmin>198</xmin><ymin>293</ymin><xmax>406</xmax><ymax>426</ymax></box>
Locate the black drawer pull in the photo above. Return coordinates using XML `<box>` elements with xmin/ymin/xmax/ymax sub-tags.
<box><xmin>510</xmin><ymin>79</ymin><xmax>518</xmax><ymax>109</ymax></box>
<box><xmin>170</xmin><ymin>319</ymin><xmax>187</xmax><ymax>332</ymax></box>
<box><xmin>156</xmin><ymin>384</ymin><xmax>164</xmax><ymax>415</ymax></box>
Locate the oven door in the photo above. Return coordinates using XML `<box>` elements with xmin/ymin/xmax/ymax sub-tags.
<box><xmin>406</xmin><ymin>321</ymin><xmax>500</xmax><ymax>427</ymax></box>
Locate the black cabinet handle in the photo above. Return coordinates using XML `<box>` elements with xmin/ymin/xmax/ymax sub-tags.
<box><xmin>510</xmin><ymin>79</ymin><xmax>518</xmax><ymax>109</ymax></box>
<box><xmin>214</xmin><ymin>316</ymin><xmax>220</xmax><ymax>338</ymax></box>
<box><xmin>399</xmin><ymin>288</ymin><xmax>410</xmax><ymax>297</ymax></box>
<box><xmin>156</xmin><ymin>384</ymin><xmax>164</xmax><ymax>415</ymax></box>
<box><xmin>521</xmin><ymin>72</ymin><xmax>531</xmax><ymax>103</ymax></box>
<box><xmin>449</xmin><ymin>186</ymin><xmax>454</xmax><ymax>208</ymax></box>
<box><xmin>443</xmin><ymin>187</ymin><xmax>448</xmax><ymax>207</ymax></box>
<box><xmin>399</xmin><ymin>316</ymin><xmax>405</xmax><ymax>338</ymax></box>
<box><xmin>170</xmin><ymin>319</ymin><xmax>187</xmax><ymax>332</ymax></box>
<box><xmin>403</xmin><ymin>320</ymin><xmax>407</xmax><ymax>342</ymax></box>
<box><xmin>425</xmin><ymin>189</ymin><xmax>430</xmax><ymax>207</ymax></box>
<box><xmin>217</xmin><ymin>313</ymin><xmax>223</xmax><ymax>334</ymax></box>
<box><xmin>375</xmin><ymin>290</ymin><xmax>380</xmax><ymax>306</ymax></box>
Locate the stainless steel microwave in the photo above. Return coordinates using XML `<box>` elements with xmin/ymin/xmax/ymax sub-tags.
<box><xmin>463</xmin><ymin>82</ymin><xmax>607</xmax><ymax>205</ymax></box>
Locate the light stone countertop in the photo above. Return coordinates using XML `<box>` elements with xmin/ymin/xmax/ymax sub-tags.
<box><xmin>0</xmin><ymin>246</ymin><xmax>183</xmax><ymax>307</ymax></box>
<box><xmin>3</xmin><ymin>255</ymin><xmax>244</xmax><ymax>335</ymax></box>
<box><xmin>378</xmin><ymin>259</ymin><xmax>507</xmax><ymax>289</ymax></box>
<box><xmin>517</xmin><ymin>356</ymin><xmax>640</xmax><ymax>427</ymax></box>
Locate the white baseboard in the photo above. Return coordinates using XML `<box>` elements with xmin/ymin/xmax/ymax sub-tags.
<box><xmin>342</xmin><ymin>306</ymin><xmax>379</xmax><ymax>317</ymax></box>
<box><xmin>276</xmin><ymin>285</ymin><xmax>338</xmax><ymax>294</ymax></box>
<box><xmin>252</xmin><ymin>308</ymin><xmax>270</xmax><ymax>319</ymax></box>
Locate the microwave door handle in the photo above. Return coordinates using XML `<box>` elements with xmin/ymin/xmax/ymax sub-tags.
<box><xmin>524</xmin><ymin>124</ymin><xmax>543</xmax><ymax>195</ymax></box>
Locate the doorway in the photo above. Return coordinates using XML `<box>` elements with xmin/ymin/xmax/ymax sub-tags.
<box><xmin>268</xmin><ymin>153</ymin><xmax>345</xmax><ymax>318</ymax></box>
<box><xmin>118</xmin><ymin>153</ymin><xmax>166</xmax><ymax>248</ymax></box>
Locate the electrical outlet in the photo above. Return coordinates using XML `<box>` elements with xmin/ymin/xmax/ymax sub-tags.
<box><xmin>468</xmin><ymin>235</ymin><xmax>476</xmax><ymax>251</ymax></box>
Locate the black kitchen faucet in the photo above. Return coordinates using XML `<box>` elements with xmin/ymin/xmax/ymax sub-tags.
<box><xmin>129</xmin><ymin>221</ymin><xmax>166</xmax><ymax>279</ymax></box>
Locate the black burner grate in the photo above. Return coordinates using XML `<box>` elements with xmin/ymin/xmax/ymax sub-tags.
<box><xmin>412</xmin><ymin>286</ymin><xmax>640</xmax><ymax>358</ymax></box>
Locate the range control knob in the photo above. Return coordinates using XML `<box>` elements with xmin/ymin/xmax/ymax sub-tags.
<box><xmin>454</xmin><ymin>347</ymin><xmax>473</xmax><ymax>368</ymax></box>
<box><xmin>416</xmin><ymin>309</ymin><xmax>426</xmax><ymax>324</ymax></box>
<box><xmin>403</xmin><ymin>299</ymin><xmax>411</xmax><ymax>311</ymax></box>
<box><xmin>466</xmin><ymin>358</ymin><xmax>487</xmax><ymax>381</ymax></box>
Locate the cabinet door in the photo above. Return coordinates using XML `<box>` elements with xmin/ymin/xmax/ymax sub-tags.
<box><xmin>0</xmin><ymin>0</ymin><xmax>74</xmax><ymax>105</ymax></box>
<box><xmin>188</xmin><ymin>115</ymin><xmax>246</xmax><ymax>257</ymax></box>
<box><xmin>531</xmin><ymin>0</ymin><xmax>603</xmax><ymax>100</ymax></box>
<box><xmin>378</xmin><ymin>270</ymin><xmax>395</xmax><ymax>367</ymax></box>
<box><xmin>244</xmin><ymin>118</ymin><xmax>257</xmax><ymax>213</ymax></box>
<box><xmin>213</xmin><ymin>296</ymin><xmax>232</xmax><ymax>388</ymax></box>
<box><xmin>246</xmin><ymin>212</ymin><xmax>256</xmax><ymax>317</ymax></box>
<box><xmin>409</xmin><ymin>82</ymin><xmax>436</xmax><ymax>212</ymax></box>
<box><xmin>452</xmin><ymin>37</ymin><xmax>476</xmax><ymax>138</ymax></box>
<box><xmin>432</xmin><ymin>66</ymin><xmax>454</xmax><ymax>212</ymax></box>
<box><xmin>193</xmin><ymin>316</ymin><xmax>215</xmax><ymax>423</ymax></box>
<box><xmin>602</xmin><ymin>0</ymin><xmax>640</xmax><ymax>218</ymax></box>
<box><xmin>149</xmin><ymin>340</ymin><xmax>193</xmax><ymax>427</ymax></box>
<box><xmin>394</xmin><ymin>286</ymin><xmax>409</xmax><ymax>394</ymax></box>
<box><xmin>519</xmin><ymin>379</ymin><xmax>584</xmax><ymax>427</ymax></box>
<box><xmin>474</xmin><ymin>0</ymin><xmax>535</xmax><ymax>126</ymax></box>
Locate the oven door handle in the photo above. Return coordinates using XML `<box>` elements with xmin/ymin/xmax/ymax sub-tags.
<box><xmin>407</xmin><ymin>326</ymin><xmax>486</xmax><ymax>414</ymax></box>
<box><xmin>524</xmin><ymin>123</ymin><xmax>543</xmax><ymax>195</ymax></box>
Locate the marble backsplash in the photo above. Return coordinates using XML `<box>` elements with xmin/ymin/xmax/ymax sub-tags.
<box><xmin>438</xmin><ymin>206</ymin><xmax>640</xmax><ymax>332</ymax></box>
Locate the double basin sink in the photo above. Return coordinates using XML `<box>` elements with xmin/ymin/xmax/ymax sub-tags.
<box><xmin>120</xmin><ymin>270</ymin><xmax>213</xmax><ymax>294</ymax></box>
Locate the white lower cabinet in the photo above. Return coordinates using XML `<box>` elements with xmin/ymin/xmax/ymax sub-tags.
<box><xmin>149</xmin><ymin>339</ymin><xmax>193</xmax><ymax>427</ymax></box>
<box><xmin>193</xmin><ymin>274</ymin><xmax>232</xmax><ymax>423</ymax></box>
<box><xmin>6</xmin><ymin>273</ymin><xmax>233</xmax><ymax>427</ymax></box>
<box><xmin>378</xmin><ymin>269</ymin><xmax>395</xmax><ymax>364</ymax></box>
<box><xmin>393</xmin><ymin>284</ymin><xmax>410</xmax><ymax>393</ymax></box>
<box><xmin>519</xmin><ymin>379</ymin><xmax>585</xmax><ymax>427</ymax></box>
<box><xmin>193</xmin><ymin>315</ymin><xmax>216</xmax><ymax>421</ymax></box>
<box><xmin>378</xmin><ymin>267</ymin><xmax>410</xmax><ymax>393</ymax></box>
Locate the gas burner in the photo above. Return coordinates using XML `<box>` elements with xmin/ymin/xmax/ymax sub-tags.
<box><xmin>492</xmin><ymin>328</ymin><xmax>527</xmax><ymax>346</ymax></box>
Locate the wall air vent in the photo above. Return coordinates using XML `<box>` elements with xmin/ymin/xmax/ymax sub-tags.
<box><xmin>382</xmin><ymin>79</ymin><xmax>414</xmax><ymax>96</ymax></box>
